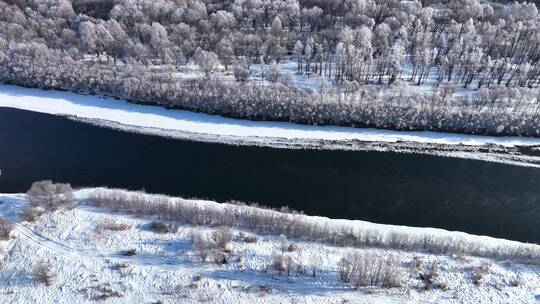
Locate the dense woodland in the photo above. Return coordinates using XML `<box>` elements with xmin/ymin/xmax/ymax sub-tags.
<box><xmin>0</xmin><ymin>0</ymin><xmax>540</xmax><ymax>136</ymax></box>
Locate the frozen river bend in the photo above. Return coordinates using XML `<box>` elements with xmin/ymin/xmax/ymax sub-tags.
<box><xmin>0</xmin><ymin>84</ymin><xmax>539</xmax><ymax>167</ymax></box>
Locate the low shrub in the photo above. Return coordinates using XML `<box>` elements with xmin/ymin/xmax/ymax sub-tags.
<box><xmin>97</xmin><ymin>220</ymin><xmax>131</xmax><ymax>232</ymax></box>
<box><xmin>272</xmin><ymin>253</ymin><xmax>287</xmax><ymax>273</ymax></box>
<box><xmin>192</xmin><ymin>230</ymin><xmax>212</xmax><ymax>260</ymax></box>
<box><xmin>287</xmin><ymin>244</ymin><xmax>298</xmax><ymax>252</ymax></box>
<box><xmin>339</xmin><ymin>252</ymin><xmax>403</xmax><ymax>289</ymax></box>
<box><xmin>32</xmin><ymin>260</ymin><xmax>57</xmax><ymax>286</ymax></box>
<box><xmin>91</xmin><ymin>283</ymin><xmax>124</xmax><ymax>300</ymax></box>
<box><xmin>471</xmin><ymin>262</ymin><xmax>491</xmax><ymax>285</ymax></box>
<box><xmin>471</xmin><ymin>271</ymin><xmax>484</xmax><ymax>285</ymax></box>
<box><xmin>235</xmin><ymin>231</ymin><xmax>258</xmax><ymax>243</ymax></box>
<box><xmin>211</xmin><ymin>226</ymin><xmax>232</xmax><ymax>252</ymax></box>
<box><xmin>111</xmin><ymin>263</ymin><xmax>129</xmax><ymax>272</ymax></box>
<box><xmin>19</xmin><ymin>206</ymin><xmax>44</xmax><ymax>222</ymax></box>
<box><xmin>419</xmin><ymin>262</ymin><xmax>439</xmax><ymax>290</ymax></box>
<box><xmin>121</xmin><ymin>249</ymin><xmax>137</xmax><ymax>256</ymax></box>
<box><xmin>272</xmin><ymin>253</ymin><xmax>295</xmax><ymax>275</ymax></box>
<box><xmin>192</xmin><ymin>228</ymin><xmax>233</xmax><ymax>264</ymax></box>
<box><xmin>0</xmin><ymin>217</ymin><xmax>11</xmax><ymax>240</ymax></box>
<box><xmin>149</xmin><ymin>221</ymin><xmax>169</xmax><ymax>234</ymax></box>
<box><xmin>509</xmin><ymin>273</ymin><xmax>523</xmax><ymax>287</ymax></box>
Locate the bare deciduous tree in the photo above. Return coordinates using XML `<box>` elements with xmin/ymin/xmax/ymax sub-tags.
<box><xmin>26</xmin><ymin>180</ymin><xmax>75</xmax><ymax>211</ymax></box>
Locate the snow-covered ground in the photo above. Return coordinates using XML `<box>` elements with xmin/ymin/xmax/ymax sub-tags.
<box><xmin>174</xmin><ymin>59</ymin><xmax>476</xmax><ymax>96</ymax></box>
<box><xmin>1</xmin><ymin>84</ymin><xmax>540</xmax><ymax>149</ymax></box>
<box><xmin>0</xmin><ymin>189</ymin><xmax>539</xmax><ymax>303</ymax></box>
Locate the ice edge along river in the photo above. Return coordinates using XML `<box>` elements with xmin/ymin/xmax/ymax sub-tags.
<box><xmin>1</xmin><ymin>83</ymin><xmax>540</xmax><ymax>148</ymax></box>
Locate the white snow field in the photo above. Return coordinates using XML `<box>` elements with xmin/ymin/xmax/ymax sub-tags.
<box><xmin>0</xmin><ymin>189</ymin><xmax>539</xmax><ymax>303</ymax></box>
<box><xmin>1</xmin><ymin>84</ymin><xmax>540</xmax><ymax>148</ymax></box>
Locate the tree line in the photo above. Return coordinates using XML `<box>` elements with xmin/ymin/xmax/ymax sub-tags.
<box><xmin>87</xmin><ymin>187</ymin><xmax>540</xmax><ymax>265</ymax></box>
<box><xmin>0</xmin><ymin>0</ymin><xmax>540</xmax><ymax>136</ymax></box>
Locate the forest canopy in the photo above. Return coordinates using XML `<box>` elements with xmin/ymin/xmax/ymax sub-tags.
<box><xmin>0</xmin><ymin>0</ymin><xmax>539</xmax><ymax>136</ymax></box>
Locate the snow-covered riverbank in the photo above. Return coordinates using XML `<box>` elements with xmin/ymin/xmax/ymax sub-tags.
<box><xmin>1</xmin><ymin>84</ymin><xmax>540</xmax><ymax>147</ymax></box>
<box><xmin>2</xmin><ymin>84</ymin><xmax>540</xmax><ymax>167</ymax></box>
<box><xmin>0</xmin><ymin>188</ymin><xmax>539</xmax><ymax>303</ymax></box>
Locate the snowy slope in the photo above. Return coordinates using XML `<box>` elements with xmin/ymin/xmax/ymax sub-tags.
<box><xmin>0</xmin><ymin>190</ymin><xmax>539</xmax><ymax>303</ymax></box>
<box><xmin>1</xmin><ymin>84</ymin><xmax>540</xmax><ymax>148</ymax></box>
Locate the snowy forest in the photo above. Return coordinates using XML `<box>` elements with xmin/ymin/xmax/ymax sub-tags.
<box><xmin>1</xmin><ymin>0</ymin><xmax>540</xmax><ymax>136</ymax></box>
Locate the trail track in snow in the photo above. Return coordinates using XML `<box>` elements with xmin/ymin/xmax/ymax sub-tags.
<box><xmin>10</xmin><ymin>223</ymin><xmax>389</xmax><ymax>299</ymax></box>
<box><xmin>2</xmin><ymin>193</ymin><xmax>537</xmax><ymax>303</ymax></box>
<box><xmin>12</xmin><ymin>223</ymin><xmax>192</xmax><ymax>271</ymax></box>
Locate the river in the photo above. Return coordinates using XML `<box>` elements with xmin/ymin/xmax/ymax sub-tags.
<box><xmin>1</xmin><ymin>107</ymin><xmax>539</xmax><ymax>243</ymax></box>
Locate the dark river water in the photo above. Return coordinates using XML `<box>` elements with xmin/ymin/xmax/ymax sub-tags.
<box><xmin>1</xmin><ymin>107</ymin><xmax>539</xmax><ymax>243</ymax></box>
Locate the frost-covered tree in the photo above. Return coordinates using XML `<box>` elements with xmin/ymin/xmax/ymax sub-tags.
<box><xmin>304</xmin><ymin>37</ymin><xmax>314</xmax><ymax>76</ymax></box>
<box><xmin>270</xmin><ymin>17</ymin><xmax>283</xmax><ymax>37</ymax></box>
<box><xmin>293</xmin><ymin>40</ymin><xmax>303</xmax><ymax>74</ymax></box>
<box><xmin>1</xmin><ymin>0</ymin><xmax>540</xmax><ymax>137</ymax></box>
<box><xmin>266</xmin><ymin>60</ymin><xmax>281</xmax><ymax>82</ymax></box>
<box><xmin>149</xmin><ymin>22</ymin><xmax>169</xmax><ymax>61</ymax></box>
<box><xmin>193</xmin><ymin>47</ymin><xmax>220</xmax><ymax>77</ymax></box>
<box><xmin>388</xmin><ymin>42</ymin><xmax>405</xmax><ymax>84</ymax></box>
<box><xmin>26</xmin><ymin>180</ymin><xmax>75</xmax><ymax>211</ymax></box>
<box><xmin>210</xmin><ymin>10</ymin><xmax>236</xmax><ymax>33</ymax></box>
<box><xmin>79</xmin><ymin>21</ymin><xmax>97</xmax><ymax>55</ymax></box>
<box><xmin>233</xmin><ymin>58</ymin><xmax>250</xmax><ymax>82</ymax></box>
<box><xmin>216</xmin><ymin>38</ymin><xmax>235</xmax><ymax>69</ymax></box>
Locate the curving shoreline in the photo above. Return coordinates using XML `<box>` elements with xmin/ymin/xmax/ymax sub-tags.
<box><xmin>1</xmin><ymin>84</ymin><xmax>540</xmax><ymax>167</ymax></box>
